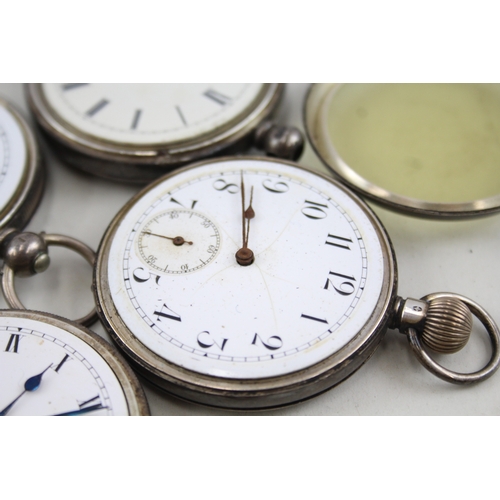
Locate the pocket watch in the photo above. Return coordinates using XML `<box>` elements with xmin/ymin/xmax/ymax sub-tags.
<box><xmin>0</xmin><ymin>97</ymin><xmax>44</xmax><ymax>232</ymax></box>
<box><xmin>0</xmin><ymin>309</ymin><xmax>149</xmax><ymax>416</ymax></box>
<box><xmin>0</xmin><ymin>228</ymin><xmax>150</xmax><ymax>417</ymax></box>
<box><xmin>0</xmin><ymin>95</ymin><xmax>149</xmax><ymax>415</ymax></box>
<box><xmin>0</xmin><ymin>230</ymin><xmax>150</xmax><ymax>416</ymax></box>
<box><xmin>305</xmin><ymin>83</ymin><xmax>500</xmax><ymax>218</ymax></box>
<box><xmin>26</xmin><ymin>83</ymin><xmax>304</xmax><ymax>184</ymax></box>
<box><xmin>0</xmin><ymin>96</ymin><xmax>96</xmax><ymax>323</ymax></box>
<box><xmin>93</xmin><ymin>156</ymin><xmax>500</xmax><ymax>410</ymax></box>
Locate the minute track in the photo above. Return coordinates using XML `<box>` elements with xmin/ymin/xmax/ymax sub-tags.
<box><xmin>103</xmin><ymin>159</ymin><xmax>380</xmax><ymax>382</ymax></box>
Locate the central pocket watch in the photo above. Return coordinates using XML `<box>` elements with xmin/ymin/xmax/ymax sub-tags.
<box><xmin>94</xmin><ymin>156</ymin><xmax>500</xmax><ymax>409</ymax></box>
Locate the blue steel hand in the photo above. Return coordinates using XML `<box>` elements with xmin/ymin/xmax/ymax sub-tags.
<box><xmin>0</xmin><ymin>365</ymin><xmax>52</xmax><ymax>416</ymax></box>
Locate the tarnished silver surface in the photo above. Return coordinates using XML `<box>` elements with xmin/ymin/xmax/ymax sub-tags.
<box><xmin>392</xmin><ymin>296</ymin><xmax>429</xmax><ymax>332</ymax></box>
<box><xmin>406</xmin><ymin>292</ymin><xmax>500</xmax><ymax>384</ymax></box>
<box><xmin>0</xmin><ymin>230</ymin><xmax>49</xmax><ymax>276</ymax></box>
<box><xmin>1</xmin><ymin>233</ymin><xmax>98</xmax><ymax>327</ymax></box>
<box><xmin>421</xmin><ymin>296</ymin><xmax>472</xmax><ymax>353</ymax></box>
<box><xmin>26</xmin><ymin>84</ymin><xmax>287</xmax><ymax>184</ymax></box>
<box><xmin>0</xmin><ymin>97</ymin><xmax>45</xmax><ymax>231</ymax></box>
<box><xmin>253</xmin><ymin>120</ymin><xmax>304</xmax><ymax>160</ymax></box>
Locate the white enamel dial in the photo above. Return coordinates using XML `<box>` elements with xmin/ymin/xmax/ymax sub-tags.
<box><xmin>0</xmin><ymin>104</ymin><xmax>27</xmax><ymax>217</ymax></box>
<box><xmin>41</xmin><ymin>83</ymin><xmax>265</xmax><ymax>145</ymax></box>
<box><xmin>99</xmin><ymin>158</ymin><xmax>392</xmax><ymax>393</ymax></box>
<box><xmin>0</xmin><ymin>312</ymin><xmax>147</xmax><ymax>416</ymax></box>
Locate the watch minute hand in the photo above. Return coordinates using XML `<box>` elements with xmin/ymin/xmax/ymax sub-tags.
<box><xmin>235</xmin><ymin>172</ymin><xmax>255</xmax><ymax>266</ymax></box>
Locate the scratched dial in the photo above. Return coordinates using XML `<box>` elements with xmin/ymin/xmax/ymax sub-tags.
<box><xmin>96</xmin><ymin>157</ymin><xmax>394</xmax><ymax>410</ymax></box>
<box><xmin>0</xmin><ymin>311</ymin><xmax>148</xmax><ymax>416</ymax></box>
<box><xmin>41</xmin><ymin>83</ymin><xmax>265</xmax><ymax>145</ymax></box>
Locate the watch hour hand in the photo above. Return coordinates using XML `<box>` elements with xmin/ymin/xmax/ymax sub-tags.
<box><xmin>0</xmin><ymin>364</ymin><xmax>52</xmax><ymax>416</ymax></box>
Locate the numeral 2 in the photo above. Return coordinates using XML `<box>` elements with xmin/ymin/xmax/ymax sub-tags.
<box><xmin>252</xmin><ymin>333</ymin><xmax>283</xmax><ymax>351</ymax></box>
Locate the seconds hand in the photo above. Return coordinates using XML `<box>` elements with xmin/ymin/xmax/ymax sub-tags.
<box><xmin>142</xmin><ymin>231</ymin><xmax>193</xmax><ymax>246</ymax></box>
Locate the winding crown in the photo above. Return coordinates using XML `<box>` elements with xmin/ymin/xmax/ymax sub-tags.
<box><xmin>421</xmin><ymin>297</ymin><xmax>473</xmax><ymax>354</ymax></box>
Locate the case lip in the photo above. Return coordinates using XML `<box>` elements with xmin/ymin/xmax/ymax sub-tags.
<box><xmin>304</xmin><ymin>83</ymin><xmax>500</xmax><ymax>219</ymax></box>
<box><xmin>93</xmin><ymin>156</ymin><xmax>397</xmax><ymax>410</ymax></box>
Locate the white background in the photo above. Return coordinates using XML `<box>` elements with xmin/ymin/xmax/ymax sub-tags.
<box><xmin>1</xmin><ymin>82</ymin><xmax>499</xmax><ymax>416</ymax></box>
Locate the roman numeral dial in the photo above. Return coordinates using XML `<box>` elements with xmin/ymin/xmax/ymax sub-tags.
<box><xmin>0</xmin><ymin>315</ymin><xmax>139</xmax><ymax>416</ymax></box>
<box><xmin>43</xmin><ymin>83</ymin><xmax>265</xmax><ymax>146</ymax></box>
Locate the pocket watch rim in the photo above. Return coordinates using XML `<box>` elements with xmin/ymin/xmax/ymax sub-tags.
<box><xmin>26</xmin><ymin>83</ymin><xmax>283</xmax><ymax>166</ymax></box>
<box><xmin>0</xmin><ymin>97</ymin><xmax>45</xmax><ymax>231</ymax></box>
<box><xmin>0</xmin><ymin>308</ymin><xmax>150</xmax><ymax>415</ymax></box>
<box><xmin>93</xmin><ymin>156</ymin><xmax>398</xmax><ymax>409</ymax></box>
<box><xmin>304</xmin><ymin>83</ymin><xmax>500</xmax><ymax>219</ymax></box>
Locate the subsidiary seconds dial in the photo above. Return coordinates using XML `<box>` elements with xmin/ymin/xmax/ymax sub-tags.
<box><xmin>137</xmin><ymin>209</ymin><xmax>220</xmax><ymax>274</ymax></box>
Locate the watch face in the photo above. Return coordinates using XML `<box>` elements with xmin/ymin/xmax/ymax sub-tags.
<box><xmin>41</xmin><ymin>83</ymin><xmax>266</xmax><ymax>145</ymax></box>
<box><xmin>0</xmin><ymin>311</ymin><xmax>148</xmax><ymax>416</ymax></box>
<box><xmin>0</xmin><ymin>104</ymin><xmax>28</xmax><ymax>219</ymax></box>
<box><xmin>96</xmin><ymin>158</ymin><xmax>394</xmax><ymax>406</ymax></box>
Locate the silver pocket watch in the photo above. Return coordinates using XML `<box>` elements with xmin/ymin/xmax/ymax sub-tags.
<box><xmin>0</xmin><ymin>97</ymin><xmax>44</xmax><ymax>232</ymax></box>
<box><xmin>0</xmin><ymin>309</ymin><xmax>149</xmax><ymax>416</ymax></box>
<box><xmin>93</xmin><ymin>156</ymin><xmax>500</xmax><ymax>409</ymax></box>
<box><xmin>27</xmin><ymin>83</ymin><xmax>304</xmax><ymax>184</ymax></box>
<box><xmin>0</xmin><ymin>96</ymin><xmax>149</xmax><ymax>416</ymax></box>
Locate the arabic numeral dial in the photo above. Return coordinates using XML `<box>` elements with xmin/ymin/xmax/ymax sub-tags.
<box><xmin>137</xmin><ymin>209</ymin><xmax>221</xmax><ymax>274</ymax></box>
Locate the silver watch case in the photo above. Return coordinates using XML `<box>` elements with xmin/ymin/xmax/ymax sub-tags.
<box><xmin>0</xmin><ymin>97</ymin><xmax>44</xmax><ymax>232</ymax></box>
<box><xmin>0</xmin><ymin>309</ymin><xmax>150</xmax><ymax>415</ymax></box>
<box><xmin>93</xmin><ymin>157</ymin><xmax>398</xmax><ymax>410</ymax></box>
<box><xmin>27</xmin><ymin>83</ymin><xmax>284</xmax><ymax>184</ymax></box>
